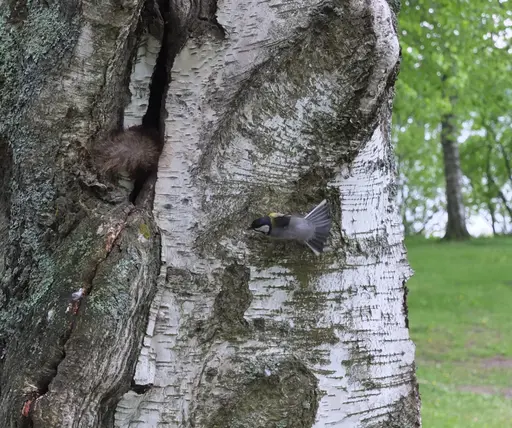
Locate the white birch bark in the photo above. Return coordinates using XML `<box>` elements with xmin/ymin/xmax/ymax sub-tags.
<box><xmin>115</xmin><ymin>0</ymin><xmax>420</xmax><ymax>427</ymax></box>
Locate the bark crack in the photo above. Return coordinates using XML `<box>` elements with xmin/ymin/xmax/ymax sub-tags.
<box><xmin>21</xmin><ymin>209</ymin><xmax>133</xmax><ymax>425</ymax></box>
<box><xmin>130</xmin><ymin>0</ymin><xmax>172</xmax><ymax>204</ymax></box>
<box><xmin>141</xmin><ymin>0</ymin><xmax>170</xmax><ymax>136</ymax></box>
<box><xmin>130</xmin><ymin>380</ymin><xmax>153</xmax><ymax>395</ymax></box>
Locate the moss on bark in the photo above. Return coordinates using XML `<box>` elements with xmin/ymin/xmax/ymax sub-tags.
<box><xmin>0</xmin><ymin>0</ymin><xmax>162</xmax><ymax>426</ymax></box>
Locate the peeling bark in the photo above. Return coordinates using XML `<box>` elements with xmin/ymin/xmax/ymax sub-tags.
<box><xmin>0</xmin><ymin>0</ymin><xmax>419</xmax><ymax>427</ymax></box>
<box><xmin>117</xmin><ymin>0</ymin><xmax>419</xmax><ymax>427</ymax></box>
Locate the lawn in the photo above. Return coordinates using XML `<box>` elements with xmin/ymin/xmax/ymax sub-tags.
<box><xmin>406</xmin><ymin>236</ymin><xmax>512</xmax><ymax>427</ymax></box>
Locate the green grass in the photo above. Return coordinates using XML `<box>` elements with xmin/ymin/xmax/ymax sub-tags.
<box><xmin>406</xmin><ymin>236</ymin><xmax>512</xmax><ymax>427</ymax></box>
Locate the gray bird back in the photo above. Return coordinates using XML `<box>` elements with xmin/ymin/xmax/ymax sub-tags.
<box><xmin>270</xmin><ymin>216</ymin><xmax>315</xmax><ymax>241</ymax></box>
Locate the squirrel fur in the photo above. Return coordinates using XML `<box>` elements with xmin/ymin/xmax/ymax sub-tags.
<box><xmin>94</xmin><ymin>125</ymin><xmax>161</xmax><ymax>179</ymax></box>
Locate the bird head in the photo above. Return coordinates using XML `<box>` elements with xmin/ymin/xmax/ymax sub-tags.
<box><xmin>248</xmin><ymin>216</ymin><xmax>272</xmax><ymax>235</ymax></box>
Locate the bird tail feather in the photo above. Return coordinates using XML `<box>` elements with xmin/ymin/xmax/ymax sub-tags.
<box><xmin>304</xmin><ymin>199</ymin><xmax>331</xmax><ymax>255</ymax></box>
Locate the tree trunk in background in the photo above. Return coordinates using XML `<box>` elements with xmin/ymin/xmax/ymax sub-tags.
<box><xmin>440</xmin><ymin>112</ymin><xmax>470</xmax><ymax>240</ymax></box>
<box><xmin>0</xmin><ymin>0</ymin><xmax>420</xmax><ymax>427</ymax></box>
<box><xmin>488</xmin><ymin>203</ymin><xmax>497</xmax><ymax>235</ymax></box>
<box><xmin>485</xmin><ymin>145</ymin><xmax>497</xmax><ymax>235</ymax></box>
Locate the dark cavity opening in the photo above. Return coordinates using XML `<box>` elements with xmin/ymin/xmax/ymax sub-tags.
<box><xmin>130</xmin><ymin>0</ymin><xmax>172</xmax><ymax>204</ymax></box>
<box><xmin>130</xmin><ymin>380</ymin><xmax>153</xmax><ymax>395</ymax></box>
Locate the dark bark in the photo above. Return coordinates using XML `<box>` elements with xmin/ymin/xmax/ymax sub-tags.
<box><xmin>0</xmin><ymin>0</ymin><xmax>164</xmax><ymax>426</ymax></box>
<box><xmin>488</xmin><ymin>201</ymin><xmax>497</xmax><ymax>235</ymax></box>
<box><xmin>485</xmin><ymin>145</ymin><xmax>497</xmax><ymax>235</ymax></box>
<box><xmin>440</xmin><ymin>112</ymin><xmax>470</xmax><ymax>240</ymax></box>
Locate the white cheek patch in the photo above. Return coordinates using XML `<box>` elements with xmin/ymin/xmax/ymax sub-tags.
<box><xmin>255</xmin><ymin>225</ymin><xmax>270</xmax><ymax>234</ymax></box>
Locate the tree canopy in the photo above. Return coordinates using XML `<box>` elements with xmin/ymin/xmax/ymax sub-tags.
<box><xmin>394</xmin><ymin>0</ymin><xmax>512</xmax><ymax>235</ymax></box>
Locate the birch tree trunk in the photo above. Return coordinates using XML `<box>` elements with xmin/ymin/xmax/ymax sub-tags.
<box><xmin>440</xmin><ymin>112</ymin><xmax>470</xmax><ymax>240</ymax></box>
<box><xmin>0</xmin><ymin>0</ymin><xmax>420</xmax><ymax>427</ymax></box>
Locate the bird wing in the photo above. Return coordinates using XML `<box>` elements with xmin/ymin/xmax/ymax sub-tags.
<box><xmin>270</xmin><ymin>214</ymin><xmax>291</xmax><ymax>228</ymax></box>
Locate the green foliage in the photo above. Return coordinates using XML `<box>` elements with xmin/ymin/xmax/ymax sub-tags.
<box><xmin>394</xmin><ymin>1</ymin><xmax>512</xmax><ymax>234</ymax></box>
<box><xmin>406</xmin><ymin>237</ymin><xmax>512</xmax><ymax>426</ymax></box>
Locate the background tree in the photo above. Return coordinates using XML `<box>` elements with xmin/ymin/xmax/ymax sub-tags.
<box><xmin>395</xmin><ymin>0</ymin><xmax>512</xmax><ymax>238</ymax></box>
<box><xmin>0</xmin><ymin>0</ymin><xmax>419</xmax><ymax>427</ymax></box>
<box><xmin>461</xmin><ymin>39</ymin><xmax>512</xmax><ymax>234</ymax></box>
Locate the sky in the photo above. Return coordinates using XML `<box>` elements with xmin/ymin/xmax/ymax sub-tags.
<box><xmin>424</xmin><ymin>211</ymin><xmax>494</xmax><ymax>238</ymax></box>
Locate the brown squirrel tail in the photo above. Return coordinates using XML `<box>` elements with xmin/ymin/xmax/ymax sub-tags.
<box><xmin>94</xmin><ymin>125</ymin><xmax>162</xmax><ymax>179</ymax></box>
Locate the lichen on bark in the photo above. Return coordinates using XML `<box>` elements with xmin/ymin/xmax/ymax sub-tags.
<box><xmin>0</xmin><ymin>0</ymin><xmax>163</xmax><ymax>426</ymax></box>
<box><xmin>201</xmin><ymin>356</ymin><xmax>320</xmax><ymax>428</ymax></box>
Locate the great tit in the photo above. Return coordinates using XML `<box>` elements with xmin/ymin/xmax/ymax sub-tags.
<box><xmin>248</xmin><ymin>199</ymin><xmax>332</xmax><ymax>255</ymax></box>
